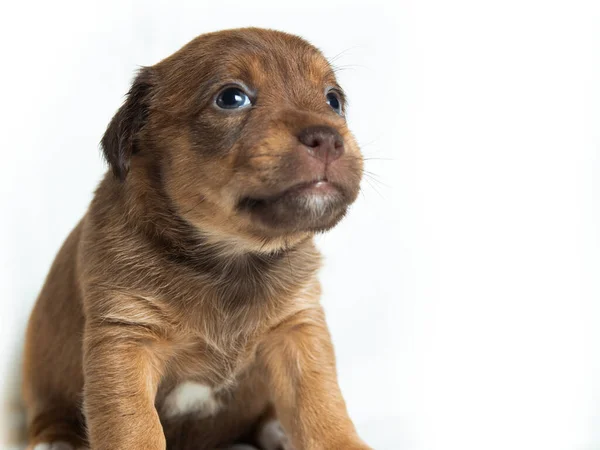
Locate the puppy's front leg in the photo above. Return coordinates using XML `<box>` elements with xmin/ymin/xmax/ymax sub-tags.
<box><xmin>83</xmin><ymin>322</ymin><xmax>166</xmax><ymax>450</ymax></box>
<box><xmin>260</xmin><ymin>306</ymin><xmax>371</xmax><ymax>450</ymax></box>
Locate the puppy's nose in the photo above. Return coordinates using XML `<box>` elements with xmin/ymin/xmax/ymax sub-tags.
<box><xmin>297</xmin><ymin>126</ymin><xmax>344</xmax><ymax>163</ymax></box>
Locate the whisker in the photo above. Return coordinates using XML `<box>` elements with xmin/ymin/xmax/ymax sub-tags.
<box><xmin>363</xmin><ymin>170</ymin><xmax>385</xmax><ymax>180</ymax></box>
<box><xmin>363</xmin><ymin>178</ymin><xmax>385</xmax><ymax>199</ymax></box>
<box><xmin>363</xmin><ymin>173</ymin><xmax>388</xmax><ymax>188</ymax></box>
<box><xmin>327</xmin><ymin>46</ymin><xmax>362</xmax><ymax>64</ymax></box>
<box><xmin>331</xmin><ymin>64</ymin><xmax>369</xmax><ymax>74</ymax></box>
<box><xmin>180</xmin><ymin>196</ymin><xmax>207</xmax><ymax>215</ymax></box>
<box><xmin>363</xmin><ymin>157</ymin><xmax>395</xmax><ymax>162</ymax></box>
<box><xmin>358</xmin><ymin>186</ymin><xmax>366</xmax><ymax>200</ymax></box>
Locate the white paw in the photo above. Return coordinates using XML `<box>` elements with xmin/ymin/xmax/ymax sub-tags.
<box><xmin>32</xmin><ymin>443</ymin><xmax>87</xmax><ymax>450</ymax></box>
<box><xmin>257</xmin><ymin>419</ymin><xmax>295</xmax><ymax>450</ymax></box>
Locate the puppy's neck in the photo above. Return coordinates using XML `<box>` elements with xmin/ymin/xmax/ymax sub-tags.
<box><xmin>101</xmin><ymin>170</ymin><xmax>317</xmax><ymax>275</ymax></box>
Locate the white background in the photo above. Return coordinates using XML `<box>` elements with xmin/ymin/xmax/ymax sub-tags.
<box><xmin>1</xmin><ymin>1</ymin><xmax>599</xmax><ymax>449</ymax></box>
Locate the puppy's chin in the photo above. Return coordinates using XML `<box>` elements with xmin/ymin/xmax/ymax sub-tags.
<box><xmin>238</xmin><ymin>181</ymin><xmax>350</xmax><ymax>235</ymax></box>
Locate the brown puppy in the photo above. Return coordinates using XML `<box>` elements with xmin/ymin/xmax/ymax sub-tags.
<box><xmin>22</xmin><ymin>28</ymin><xmax>368</xmax><ymax>450</ymax></box>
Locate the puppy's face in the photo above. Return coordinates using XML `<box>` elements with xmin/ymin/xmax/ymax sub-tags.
<box><xmin>103</xmin><ymin>28</ymin><xmax>362</xmax><ymax>251</ymax></box>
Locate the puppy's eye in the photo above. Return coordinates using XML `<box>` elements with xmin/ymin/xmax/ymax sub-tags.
<box><xmin>216</xmin><ymin>87</ymin><xmax>251</xmax><ymax>109</ymax></box>
<box><xmin>326</xmin><ymin>91</ymin><xmax>343</xmax><ymax>115</ymax></box>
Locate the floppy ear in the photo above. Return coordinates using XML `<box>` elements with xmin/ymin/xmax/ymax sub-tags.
<box><xmin>101</xmin><ymin>67</ymin><xmax>154</xmax><ymax>181</ymax></box>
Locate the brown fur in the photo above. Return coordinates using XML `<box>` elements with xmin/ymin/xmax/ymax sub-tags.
<box><xmin>22</xmin><ymin>28</ymin><xmax>369</xmax><ymax>450</ymax></box>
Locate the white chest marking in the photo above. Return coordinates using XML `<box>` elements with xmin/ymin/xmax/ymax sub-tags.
<box><xmin>163</xmin><ymin>382</ymin><xmax>221</xmax><ymax>418</ymax></box>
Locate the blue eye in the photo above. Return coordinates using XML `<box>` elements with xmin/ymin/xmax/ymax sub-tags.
<box><xmin>216</xmin><ymin>87</ymin><xmax>251</xmax><ymax>109</ymax></box>
<box><xmin>326</xmin><ymin>91</ymin><xmax>342</xmax><ymax>114</ymax></box>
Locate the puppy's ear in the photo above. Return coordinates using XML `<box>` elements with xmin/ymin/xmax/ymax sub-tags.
<box><xmin>101</xmin><ymin>67</ymin><xmax>154</xmax><ymax>181</ymax></box>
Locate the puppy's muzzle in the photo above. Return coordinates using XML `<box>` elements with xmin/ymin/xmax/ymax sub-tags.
<box><xmin>297</xmin><ymin>125</ymin><xmax>344</xmax><ymax>164</ymax></box>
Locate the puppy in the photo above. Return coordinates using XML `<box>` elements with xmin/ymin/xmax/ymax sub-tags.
<box><xmin>22</xmin><ymin>28</ymin><xmax>369</xmax><ymax>450</ymax></box>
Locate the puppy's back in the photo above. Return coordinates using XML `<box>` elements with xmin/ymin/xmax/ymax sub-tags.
<box><xmin>22</xmin><ymin>220</ymin><xmax>87</xmax><ymax>446</ymax></box>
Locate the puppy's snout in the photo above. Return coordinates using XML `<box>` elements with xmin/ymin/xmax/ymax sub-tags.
<box><xmin>297</xmin><ymin>126</ymin><xmax>344</xmax><ymax>163</ymax></box>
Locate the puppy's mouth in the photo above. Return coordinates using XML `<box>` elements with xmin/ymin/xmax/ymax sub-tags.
<box><xmin>238</xmin><ymin>179</ymin><xmax>349</xmax><ymax>233</ymax></box>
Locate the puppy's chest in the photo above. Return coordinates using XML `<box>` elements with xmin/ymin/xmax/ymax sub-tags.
<box><xmin>156</xmin><ymin>332</ymin><xmax>259</xmax><ymax>418</ymax></box>
<box><xmin>159</xmin><ymin>381</ymin><xmax>221</xmax><ymax>419</ymax></box>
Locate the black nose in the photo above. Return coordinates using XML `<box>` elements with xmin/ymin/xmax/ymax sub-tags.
<box><xmin>297</xmin><ymin>126</ymin><xmax>344</xmax><ymax>163</ymax></box>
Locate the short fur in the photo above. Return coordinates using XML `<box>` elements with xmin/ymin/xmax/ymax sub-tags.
<box><xmin>22</xmin><ymin>28</ymin><xmax>369</xmax><ymax>450</ymax></box>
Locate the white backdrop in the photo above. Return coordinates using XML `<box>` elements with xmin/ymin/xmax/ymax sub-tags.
<box><xmin>1</xmin><ymin>1</ymin><xmax>599</xmax><ymax>449</ymax></box>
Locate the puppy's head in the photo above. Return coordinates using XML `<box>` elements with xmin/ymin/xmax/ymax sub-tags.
<box><xmin>102</xmin><ymin>28</ymin><xmax>362</xmax><ymax>252</ymax></box>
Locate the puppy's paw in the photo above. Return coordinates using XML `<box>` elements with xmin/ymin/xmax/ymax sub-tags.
<box><xmin>29</xmin><ymin>443</ymin><xmax>88</xmax><ymax>450</ymax></box>
<box><xmin>257</xmin><ymin>419</ymin><xmax>295</xmax><ymax>450</ymax></box>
